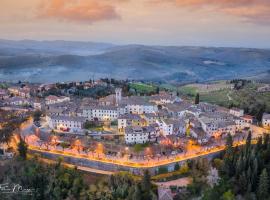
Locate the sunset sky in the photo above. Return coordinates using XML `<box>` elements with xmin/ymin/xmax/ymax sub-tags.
<box><xmin>1</xmin><ymin>0</ymin><xmax>270</xmax><ymax>48</ymax></box>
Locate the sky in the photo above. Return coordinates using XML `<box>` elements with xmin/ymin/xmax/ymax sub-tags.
<box><xmin>1</xmin><ymin>0</ymin><xmax>270</xmax><ymax>48</ymax></box>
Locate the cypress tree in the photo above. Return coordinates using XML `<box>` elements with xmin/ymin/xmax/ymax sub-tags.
<box><xmin>246</xmin><ymin>131</ymin><xmax>252</xmax><ymax>154</ymax></box>
<box><xmin>257</xmin><ymin>169</ymin><xmax>269</xmax><ymax>200</ymax></box>
<box><xmin>256</xmin><ymin>137</ymin><xmax>263</xmax><ymax>152</ymax></box>
<box><xmin>195</xmin><ymin>93</ymin><xmax>200</xmax><ymax>105</ymax></box>
<box><xmin>251</xmin><ymin>158</ymin><xmax>258</xmax><ymax>191</ymax></box>
<box><xmin>263</xmin><ymin>134</ymin><xmax>269</xmax><ymax>150</ymax></box>
<box><xmin>17</xmin><ymin>137</ymin><xmax>28</xmax><ymax>160</ymax></box>
<box><xmin>224</xmin><ymin>134</ymin><xmax>234</xmax><ymax>176</ymax></box>
<box><xmin>132</xmin><ymin>185</ymin><xmax>142</xmax><ymax>200</ymax></box>
<box><xmin>142</xmin><ymin>170</ymin><xmax>151</xmax><ymax>192</ymax></box>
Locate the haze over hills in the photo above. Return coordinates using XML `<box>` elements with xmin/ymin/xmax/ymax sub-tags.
<box><xmin>0</xmin><ymin>40</ymin><xmax>269</xmax><ymax>83</ymax></box>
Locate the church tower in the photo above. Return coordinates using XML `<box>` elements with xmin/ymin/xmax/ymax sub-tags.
<box><xmin>115</xmin><ymin>88</ymin><xmax>122</xmax><ymax>106</ymax></box>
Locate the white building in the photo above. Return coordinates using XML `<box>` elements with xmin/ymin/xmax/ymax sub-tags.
<box><xmin>157</xmin><ymin>119</ymin><xmax>186</xmax><ymax>136</ymax></box>
<box><xmin>82</xmin><ymin>105</ymin><xmax>118</xmax><ymax>121</ymax></box>
<box><xmin>230</xmin><ymin>108</ymin><xmax>244</xmax><ymax>117</ymax></box>
<box><xmin>117</xmin><ymin>114</ymin><xmax>142</xmax><ymax>132</ymax></box>
<box><xmin>47</xmin><ymin>115</ymin><xmax>86</xmax><ymax>132</ymax></box>
<box><xmin>45</xmin><ymin>95</ymin><xmax>70</xmax><ymax>105</ymax></box>
<box><xmin>33</xmin><ymin>102</ymin><xmax>42</xmax><ymax>110</ymax></box>
<box><xmin>125</xmin><ymin>126</ymin><xmax>154</xmax><ymax>144</ymax></box>
<box><xmin>125</xmin><ymin>104</ymin><xmax>157</xmax><ymax>114</ymax></box>
<box><xmin>149</xmin><ymin>93</ymin><xmax>179</xmax><ymax>105</ymax></box>
<box><xmin>199</xmin><ymin>116</ymin><xmax>236</xmax><ymax>137</ymax></box>
<box><xmin>262</xmin><ymin>113</ymin><xmax>270</xmax><ymax>129</ymax></box>
<box><xmin>5</xmin><ymin>97</ymin><xmax>30</xmax><ymax>106</ymax></box>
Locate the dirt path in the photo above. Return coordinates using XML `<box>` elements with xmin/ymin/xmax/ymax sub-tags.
<box><xmin>227</xmin><ymin>91</ymin><xmax>233</xmax><ymax>101</ymax></box>
<box><xmin>155</xmin><ymin>177</ymin><xmax>192</xmax><ymax>188</ymax></box>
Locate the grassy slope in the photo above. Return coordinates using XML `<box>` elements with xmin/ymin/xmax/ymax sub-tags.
<box><xmin>172</xmin><ymin>82</ymin><xmax>270</xmax><ymax>113</ymax></box>
<box><xmin>129</xmin><ymin>82</ymin><xmax>157</xmax><ymax>94</ymax></box>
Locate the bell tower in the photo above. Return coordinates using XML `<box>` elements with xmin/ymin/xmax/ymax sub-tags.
<box><xmin>115</xmin><ymin>88</ymin><xmax>122</xmax><ymax>106</ymax></box>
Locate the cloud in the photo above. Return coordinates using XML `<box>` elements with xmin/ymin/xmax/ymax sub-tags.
<box><xmin>151</xmin><ymin>0</ymin><xmax>270</xmax><ymax>25</ymax></box>
<box><xmin>38</xmin><ymin>0</ymin><xmax>120</xmax><ymax>23</ymax></box>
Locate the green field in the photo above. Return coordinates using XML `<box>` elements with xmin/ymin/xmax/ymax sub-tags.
<box><xmin>200</xmin><ymin>89</ymin><xmax>231</xmax><ymax>107</ymax></box>
<box><xmin>178</xmin><ymin>86</ymin><xmax>198</xmax><ymax>97</ymax></box>
<box><xmin>129</xmin><ymin>82</ymin><xmax>157</xmax><ymax>94</ymax></box>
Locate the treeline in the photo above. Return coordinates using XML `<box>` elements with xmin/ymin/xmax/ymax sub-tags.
<box><xmin>1</xmin><ymin>157</ymin><xmax>157</xmax><ymax>200</ymax></box>
<box><xmin>203</xmin><ymin>133</ymin><xmax>270</xmax><ymax>200</ymax></box>
<box><xmin>230</xmin><ymin>79</ymin><xmax>252</xmax><ymax>90</ymax></box>
<box><xmin>89</xmin><ymin>171</ymin><xmax>157</xmax><ymax>200</ymax></box>
<box><xmin>1</xmin><ymin>158</ymin><xmax>86</xmax><ymax>200</ymax></box>
<box><xmin>0</xmin><ymin>112</ymin><xmax>28</xmax><ymax>147</ymax></box>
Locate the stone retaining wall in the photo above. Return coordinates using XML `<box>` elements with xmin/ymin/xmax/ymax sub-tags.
<box><xmin>30</xmin><ymin>149</ymin><xmax>222</xmax><ymax>175</ymax></box>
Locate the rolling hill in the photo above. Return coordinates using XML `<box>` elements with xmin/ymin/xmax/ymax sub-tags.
<box><xmin>0</xmin><ymin>40</ymin><xmax>269</xmax><ymax>83</ymax></box>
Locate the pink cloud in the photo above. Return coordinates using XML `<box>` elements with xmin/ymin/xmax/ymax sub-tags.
<box><xmin>151</xmin><ymin>0</ymin><xmax>270</xmax><ymax>25</ymax></box>
<box><xmin>38</xmin><ymin>0</ymin><xmax>120</xmax><ymax>23</ymax></box>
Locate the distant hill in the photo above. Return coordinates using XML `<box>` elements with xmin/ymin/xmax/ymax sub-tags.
<box><xmin>0</xmin><ymin>39</ymin><xmax>115</xmax><ymax>56</ymax></box>
<box><xmin>0</xmin><ymin>40</ymin><xmax>269</xmax><ymax>83</ymax></box>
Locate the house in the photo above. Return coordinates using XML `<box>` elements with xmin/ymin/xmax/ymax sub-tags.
<box><xmin>164</xmin><ymin>102</ymin><xmax>192</xmax><ymax>118</ymax></box>
<box><xmin>142</xmin><ymin>113</ymin><xmax>159</xmax><ymax>125</ymax></box>
<box><xmin>234</xmin><ymin>117</ymin><xmax>246</xmax><ymax>130</ymax></box>
<box><xmin>262</xmin><ymin>113</ymin><xmax>270</xmax><ymax>129</ymax></box>
<box><xmin>199</xmin><ymin>115</ymin><xmax>236</xmax><ymax>137</ymax></box>
<box><xmin>45</xmin><ymin>95</ymin><xmax>70</xmax><ymax>105</ymax></box>
<box><xmin>241</xmin><ymin>115</ymin><xmax>254</xmax><ymax>124</ymax></box>
<box><xmin>190</xmin><ymin>127</ymin><xmax>209</xmax><ymax>144</ymax></box>
<box><xmin>157</xmin><ymin>119</ymin><xmax>186</xmax><ymax>136</ymax></box>
<box><xmin>117</xmin><ymin>114</ymin><xmax>143</xmax><ymax>132</ymax></box>
<box><xmin>8</xmin><ymin>86</ymin><xmax>30</xmax><ymax>98</ymax></box>
<box><xmin>0</xmin><ymin>142</ymin><xmax>14</xmax><ymax>158</ymax></box>
<box><xmin>32</xmin><ymin>99</ymin><xmax>43</xmax><ymax>110</ymax></box>
<box><xmin>0</xmin><ymin>89</ymin><xmax>9</xmax><ymax>99</ymax></box>
<box><xmin>82</xmin><ymin>105</ymin><xmax>118</xmax><ymax>121</ymax></box>
<box><xmin>8</xmin><ymin>86</ymin><xmax>20</xmax><ymax>96</ymax></box>
<box><xmin>125</xmin><ymin>126</ymin><xmax>154</xmax><ymax>144</ymax></box>
<box><xmin>5</xmin><ymin>97</ymin><xmax>30</xmax><ymax>106</ymax></box>
<box><xmin>149</xmin><ymin>93</ymin><xmax>179</xmax><ymax>105</ymax></box>
<box><xmin>47</xmin><ymin>115</ymin><xmax>86</xmax><ymax>132</ymax></box>
<box><xmin>18</xmin><ymin>88</ymin><xmax>31</xmax><ymax>98</ymax></box>
<box><xmin>120</xmin><ymin>96</ymin><xmax>158</xmax><ymax>114</ymax></box>
<box><xmin>230</xmin><ymin>107</ymin><xmax>244</xmax><ymax>117</ymax></box>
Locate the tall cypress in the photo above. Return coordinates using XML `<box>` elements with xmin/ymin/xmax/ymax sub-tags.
<box><xmin>246</xmin><ymin>131</ymin><xmax>252</xmax><ymax>154</ymax></box>
<box><xmin>257</xmin><ymin>169</ymin><xmax>269</xmax><ymax>200</ymax></box>
<box><xmin>195</xmin><ymin>93</ymin><xmax>200</xmax><ymax>105</ymax></box>
<box><xmin>224</xmin><ymin>134</ymin><xmax>234</xmax><ymax>176</ymax></box>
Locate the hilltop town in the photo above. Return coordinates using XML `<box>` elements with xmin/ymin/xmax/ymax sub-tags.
<box><xmin>1</xmin><ymin>79</ymin><xmax>269</xmax><ymax>164</ymax></box>
<box><xmin>0</xmin><ymin>79</ymin><xmax>270</xmax><ymax>200</ymax></box>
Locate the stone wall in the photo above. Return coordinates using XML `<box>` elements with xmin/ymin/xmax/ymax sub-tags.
<box><xmin>30</xmin><ymin>149</ymin><xmax>222</xmax><ymax>175</ymax></box>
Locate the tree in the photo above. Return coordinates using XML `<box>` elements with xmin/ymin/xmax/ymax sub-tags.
<box><xmin>257</xmin><ymin>169</ymin><xmax>269</xmax><ymax>200</ymax></box>
<box><xmin>246</xmin><ymin>131</ymin><xmax>252</xmax><ymax>153</ymax></box>
<box><xmin>17</xmin><ymin>137</ymin><xmax>28</xmax><ymax>160</ymax></box>
<box><xmin>263</xmin><ymin>133</ymin><xmax>269</xmax><ymax>150</ymax></box>
<box><xmin>134</xmin><ymin>144</ymin><xmax>143</xmax><ymax>153</ymax></box>
<box><xmin>195</xmin><ymin>93</ymin><xmax>200</xmax><ymax>104</ymax></box>
<box><xmin>60</xmin><ymin>142</ymin><xmax>69</xmax><ymax>151</ymax></box>
<box><xmin>221</xmin><ymin>190</ymin><xmax>235</xmax><ymax>200</ymax></box>
<box><xmin>174</xmin><ymin>163</ymin><xmax>180</xmax><ymax>171</ymax></box>
<box><xmin>158</xmin><ymin>166</ymin><xmax>168</xmax><ymax>174</ymax></box>
<box><xmin>223</xmin><ymin>134</ymin><xmax>234</xmax><ymax>176</ymax></box>
<box><xmin>132</xmin><ymin>185</ymin><xmax>142</xmax><ymax>200</ymax></box>
<box><xmin>142</xmin><ymin>170</ymin><xmax>151</xmax><ymax>194</ymax></box>
<box><xmin>33</xmin><ymin>110</ymin><xmax>42</xmax><ymax>122</ymax></box>
<box><xmin>0</xmin><ymin>125</ymin><xmax>13</xmax><ymax>146</ymax></box>
<box><xmin>156</xmin><ymin>87</ymin><xmax>160</xmax><ymax>94</ymax></box>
